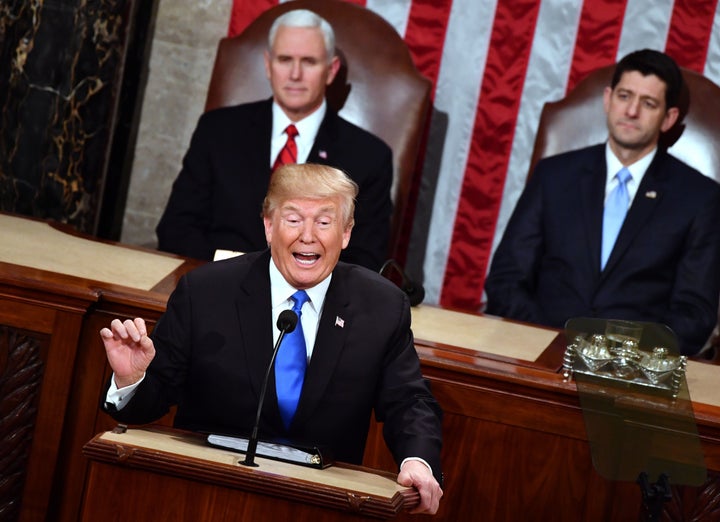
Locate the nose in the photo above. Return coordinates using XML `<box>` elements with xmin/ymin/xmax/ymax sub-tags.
<box><xmin>626</xmin><ymin>97</ymin><xmax>640</xmax><ymax>117</ymax></box>
<box><xmin>290</xmin><ymin>59</ymin><xmax>302</xmax><ymax>80</ymax></box>
<box><xmin>298</xmin><ymin>220</ymin><xmax>315</xmax><ymax>243</ymax></box>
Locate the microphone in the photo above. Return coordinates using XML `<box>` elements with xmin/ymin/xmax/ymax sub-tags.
<box><xmin>379</xmin><ymin>259</ymin><xmax>425</xmax><ymax>306</ymax></box>
<box><xmin>241</xmin><ymin>309</ymin><xmax>298</xmax><ymax>467</ymax></box>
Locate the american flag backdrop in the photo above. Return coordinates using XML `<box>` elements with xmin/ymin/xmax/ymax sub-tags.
<box><xmin>229</xmin><ymin>0</ymin><xmax>720</xmax><ymax>312</ymax></box>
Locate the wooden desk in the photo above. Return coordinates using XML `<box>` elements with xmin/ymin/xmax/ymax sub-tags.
<box><xmin>0</xmin><ymin>214</ymin><xmax>201</xmax><ymax>522</ymax></box>
<box><xmin>364</xmin><ymin>308</ymin><xmax>720</xmax><ymax>521</ymax></box>
<box><xmin>2</xmin><ymin>213</ymin><xmax>719</xmax><ymax>521</ymax></box>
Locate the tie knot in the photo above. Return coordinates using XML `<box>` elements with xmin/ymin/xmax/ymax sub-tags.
<box><xmin>616</xmin><ymin>167</ymin><xmax>631</xmax><ymax>184</ymax></box>
<box><xmin>291</xmin><ymin>290</ymin><xmax>309</xmax><ymax>313</ymax></box>
<box><xmin>285</xmin><ymin>124</ymin><xmax>298</xmax><ymax>139</ymax></box>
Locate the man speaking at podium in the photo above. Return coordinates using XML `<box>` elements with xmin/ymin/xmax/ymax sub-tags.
<box><xmin>100</xmin><ymin>164</ymin><xmax>443</xmax><ymax>514</ymax></box>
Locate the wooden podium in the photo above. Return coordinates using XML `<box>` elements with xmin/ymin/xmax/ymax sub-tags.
<box><xmin>81</xmin><ymin>427</ymin><xmax>418</xmax><ymax>521</ymax></box>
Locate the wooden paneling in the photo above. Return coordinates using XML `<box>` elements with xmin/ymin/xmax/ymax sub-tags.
<box><xmin>3</xmin><ymin>215</ymin><xmax>720</xmax><ymax>521</ymax></box>
<box><xmin>0</xmin><ymin>219</ymin><xmax>200</xmax><ymax>522</ymax></box>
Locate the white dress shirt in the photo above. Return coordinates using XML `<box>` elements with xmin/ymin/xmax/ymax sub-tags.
<box><xmin>604</xmin><ymin>142</ymin><xmax>656</xmax><ymax>207</ymax></box>
<box><xmin>269</xmin><ymin>258</ymin><xmax>330</xmax><ymax>360</ymax></box>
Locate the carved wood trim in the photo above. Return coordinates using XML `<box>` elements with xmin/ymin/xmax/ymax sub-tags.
<box><xmin>0</xmin><ymin>326</ymin><xmax>43</xmax><ymax>522</ymax></box>
<box><xmin>662</xmin><ymin>471</ymin><xmax>720</xmax><ymax>521</ymax></box>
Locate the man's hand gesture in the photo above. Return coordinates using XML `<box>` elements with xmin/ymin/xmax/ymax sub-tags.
<box><xmin>99</xmin><ymin>318</ymin><xmax>155</xmax><ymax>388</ymax></box>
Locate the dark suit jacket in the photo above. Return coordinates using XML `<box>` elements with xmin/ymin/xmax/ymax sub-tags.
<box><xmin>156</xmin><ymin>99</ymin><xmax>393</xmax><ymax>271</ymax></box>
<box><xmin>485</xmin><ymin>144</ymin><xmax>720</xmax><ymax>355</ymax></box>
<box><xmin>104</xmin><ymin>250</ymin><xmax>443</xmax><ymax>482</ymax></box>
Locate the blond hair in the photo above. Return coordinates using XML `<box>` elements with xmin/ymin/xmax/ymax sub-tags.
<box><xmin>263</xmin><ymin>164</ymin><xmax>358</xmax><ymax>228</ymax></box>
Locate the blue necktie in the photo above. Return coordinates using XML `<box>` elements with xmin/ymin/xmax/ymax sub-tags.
<box><xmin>275</xmin><ymin>290</ymin><xmax>309</xmax><ymax>428</ymax></box>
<box><xmin>601</xmin><ymin>167</ymin><xmax>632</xmax><ymax>269</ymax></box>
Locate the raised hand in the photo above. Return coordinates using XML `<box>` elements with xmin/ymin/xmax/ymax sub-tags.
<box><xmin>99</xmin><ymin>318</ymin><xmax>156</xmax><ymax>388</ymax></box>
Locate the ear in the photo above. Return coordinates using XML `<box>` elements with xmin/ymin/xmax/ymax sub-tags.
<box><xmin>264</xmin><ymin>50</ymin><xmax>272</xmax><ymax>81</ymax></box>
<box><xmin>341</xmin><ymin>223</ymin><xmax>352</xmax><ymax>250</ymax></box>
<box><xmin>661</xmin><ymin>106</ymin><xmax>679</xmax><ymax>133</ymax></box>
<box><xmin>602</xmin><ymin>86</ymin><xmax>612</xmax><ymax>114</ymax></box>
<box><xmin>263</xmin><ymin>215</ymin><xmax>273</xmax><ymax>244</ymax></box>
<box><xmin>326</xmin><ymin>55</ymin><xmax>341</xmax><ymax>85</ymax></box>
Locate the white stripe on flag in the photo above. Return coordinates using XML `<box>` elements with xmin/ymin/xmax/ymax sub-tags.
<box><xmin>493</xmin><ymin>0</ymin><xmax>583</xmax><ymax>264</ymax></box>
<box><xmin>365</xmin><ymin>0</ymin><xmax>412</xmax><ymax>37</ymax></box>
<box><xmin>422</xmin><ymin>0</ymin><xmax>498</xmax><ymax>304</ymax></box>
<box><xmin>704</xmin><ymin>4</ymin><xmax>720</xmax><ymax>85</ymax></box>
<box><xmin>617</xmin><ymin>0</ymin><xmax>674</xmax><ymax>59</ymax></box>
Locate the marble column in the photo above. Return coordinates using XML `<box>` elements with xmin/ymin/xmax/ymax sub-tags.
<box><xmin>120</xmin><ymin>0</ymin><xmax>232</xmax><ymax>248</ymax></box>
<box><xmin>0</xmin><ymin>0</ymin><xmax>136</xmax><ymax>234</ymax></box>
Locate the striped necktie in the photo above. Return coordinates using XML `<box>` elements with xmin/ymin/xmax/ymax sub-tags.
<box><xmin>272</xmin><ymin>124</ymin><xmax>299</xmax><ymax>172</ymax></box>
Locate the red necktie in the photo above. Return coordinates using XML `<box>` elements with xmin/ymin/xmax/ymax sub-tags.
<box><xmin>272</xmin><ymin>124</ymin><xmax>299</xmax><ymax>171</ymax></box>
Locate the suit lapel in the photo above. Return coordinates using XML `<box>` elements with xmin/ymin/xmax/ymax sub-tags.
<box><xmin>247</xmin><ymin>99</ymin><xmax>274</xmax><ymax>178</ymax></box>
<box><xmin>602</xmin><ymin>152</ymin><xmax>668</xmax><ymax>274</ymax></box>
<box><xmin>234</xmin><ymin>251</ymin><xmax>275</xmax><ymax>401</ymax></box>
<box><xmin>292</xmin><ymin>266</ymin><xmax>351</xmax><ymax>425</ymax></box>
<box><xmin>307</xmin><ymin>109</ymin><xmax>340</xmax><ymax>165</ymax></box>
<box><xmin>579</xmin><ymin>148</ymin><xmax>607</xmax><ymax>278</ymax></box>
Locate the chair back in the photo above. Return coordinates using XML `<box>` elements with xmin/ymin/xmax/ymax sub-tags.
<box><xmin>529</xmin><ymin>65</ymin><xmax>720</xmax><ymax>184</ymax></box>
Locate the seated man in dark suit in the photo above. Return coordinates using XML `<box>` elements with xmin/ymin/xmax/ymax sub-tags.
<box><xmin>156</xmin><ymin>8</ymin><xmax>392</xmax><ymax>271</ymax></box>
<box><xmin>485</xmin><ymin>49</ymin><xmax>720</xmax><ymax>355</ymax></box>
<box><xmin>100</xmin><ymin>164</ymin><xmax>443</xmax><ymax>514</ymax></box>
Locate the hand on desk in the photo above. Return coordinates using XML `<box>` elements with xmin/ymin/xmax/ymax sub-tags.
<box><xmin>100</xmin><ymin>318</ymin><xmax>155</xmax><ymax>389</ymax></box>
<box><xmin>398</xmin><ymin>460</ymin><xmax>443</xmax><ymax>515</ymax></box>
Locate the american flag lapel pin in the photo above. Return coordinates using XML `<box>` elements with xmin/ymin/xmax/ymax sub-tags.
<box><xmin>319</xmin><ymin>150</ymin><xmax>328</xmax><ymax>159</ymax></box>
<box><xmin>334</xmin><ymin>316</ymin><xmax>344</xmax><ymax>328</ymax></box>
<box><xmin>645</xmin><ymin>191</ymin><xmax>657</xmax><ymax>199</ymax></box>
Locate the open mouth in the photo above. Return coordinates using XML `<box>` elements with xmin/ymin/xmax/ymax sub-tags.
<box><xmin>293</xmin><ymin>252</ymin><xmax>320</xmax><ymax>265</ymax></box>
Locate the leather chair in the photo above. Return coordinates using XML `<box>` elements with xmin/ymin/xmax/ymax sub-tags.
<box><xmin>528</xmin><ymin>65</ymin><xmax>720</xmax><ymax>362</ymax></box>
<box><xmin>529</xmin><ymin>65</ymin><xmax>720</xmax><ymax>183</ymax></box>
<box><xmin>204</xmin><ymin>0</ymin><xmax>431</xmax><ymax>260</ymax></box>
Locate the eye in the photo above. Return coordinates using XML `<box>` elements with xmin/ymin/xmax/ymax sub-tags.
<box><xmin>282</xmin><ymin>215</ymin><xmax>302</xmax><ymax>227</ymax></box>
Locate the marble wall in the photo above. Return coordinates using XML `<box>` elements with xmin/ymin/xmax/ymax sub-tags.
<box><xmin>0</xmin><ymin>0</ymin><xmax>134</xmax><ymax>234</ymax></box>
<box><xmin>120</xmin><ymin>0</ymin><xmax>232</xmax><ymax>247</ymax></box>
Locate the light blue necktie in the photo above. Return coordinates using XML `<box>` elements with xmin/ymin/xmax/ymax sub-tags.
<box><xmin>275</xmin><ymin>290</ymin><xmax>309</xmax><ymax>428</ymax></box>
<box><xmin>601</xmin><ymin>167</ymin><xmax>632</xmax><ymax>269</ymax></box>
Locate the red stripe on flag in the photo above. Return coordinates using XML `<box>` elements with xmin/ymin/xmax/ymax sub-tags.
<box><xmin>403</xmin><ymin>0</ymin><xmax>454</xmax><ymax>92</ymax></box>
<box><xmin>566</xmin><ymin>0</ymin><xmax>627</xmax><ymax>92</ymax></box>
<box><xmin>665</xmin><ymin>0</ymin><xmax>719</xmax><ymax>72</ymax></box>
<box><xmin>440</xmin><ymin>0</ymin><xmax>542</xmax><ymax>310</ymax></box>
<box><xmin>229</xmin><ymin>0</ymin><xmax>278</xmax><ymax>37</ymax></box>
<box><xmin>230</xmin><ymin>0</ymin><xmax>368</xmax><ymax>37</ymax></box>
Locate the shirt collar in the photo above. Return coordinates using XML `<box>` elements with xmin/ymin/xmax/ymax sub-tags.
<box><xmin>271</xmin><ymin>99</ymin><xmax>327</xmax><ymax>141</ymax></box>
<box><xmin>268</xmin><ymin>256</ymin><xmax>331</xmax><ymax>314</ymax></box>
<box><xmin>605</xmin><ymin>142</ymin><xmax>656</xmax><ymax>183</ymax></box>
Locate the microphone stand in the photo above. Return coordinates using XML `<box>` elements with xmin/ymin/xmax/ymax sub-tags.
<box><xmin>379</xmin><ymin>259</ymin><xmax>425</xmax><ymax>306</ymax></box>
<box><xmin>241</xmin><ymin>310</ymin><xmax>297</xmax><ymax>467</ymax></box>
